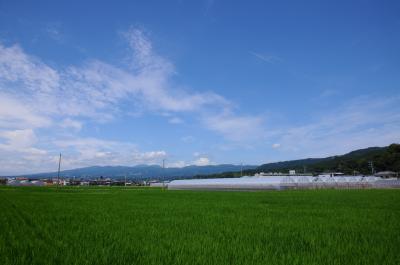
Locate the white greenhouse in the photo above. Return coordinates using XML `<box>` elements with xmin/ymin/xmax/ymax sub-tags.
<box><xmin>167</xmin><ymin>175</ymin><xmax>398</xmax><ymax>191</ymax></box>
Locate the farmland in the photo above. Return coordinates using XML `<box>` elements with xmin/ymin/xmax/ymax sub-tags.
<box><xmin>1</xmin><ymin>187</ymin><xmax>399</xmax><ymax>265</ymax></box>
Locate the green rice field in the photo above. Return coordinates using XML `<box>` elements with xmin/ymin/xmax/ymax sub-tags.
<box><xmin>1</xmin><ymin>187</ymin><xmax>399</xmax><ymax>265</ymax></box>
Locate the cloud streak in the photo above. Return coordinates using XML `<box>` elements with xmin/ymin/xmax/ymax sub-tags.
<box><xmin>250</xmin><ymin>51</ymin><xmax>282</xmax><ymax>64</ymax></box>
<box><xmin>0</xmin><ymin>27</ymin><xmax>398</xmax><ymax>174</ymax></box>
<box><xmin>0</xmin><ymin>28</ymin><xmax>266</xmax><ymax>174</ymax></box>
<box><xmin>273</xmin><ymin>96</ymin><xmax>400</xmax><ymax>158</ymax></box>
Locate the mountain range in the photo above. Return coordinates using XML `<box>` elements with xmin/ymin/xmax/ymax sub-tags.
<box><xmin>10</xmin><ymin>143</ymin><xmax>400</xmax><ymax>179</ymax></box>
<box><xmin>21</xmin><ymin>164</ymin><xmax>257</xmax><ymax>179</ymax></box>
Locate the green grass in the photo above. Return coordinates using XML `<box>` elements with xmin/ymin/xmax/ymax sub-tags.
<box><xmin>1</xmin><ymin>187</ymin><xmax>399</xmax><ymax>265</ymax></box>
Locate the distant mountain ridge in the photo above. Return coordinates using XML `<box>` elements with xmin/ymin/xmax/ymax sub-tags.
<box><xmin>8</xmin><ymin>144</ymin><xmax>400</xmax><ymax>179</ymax></box>
<box><xmin>20</xmin><ymin>164</ymin><xmax>257</xmax><ymax>179</ymax></box>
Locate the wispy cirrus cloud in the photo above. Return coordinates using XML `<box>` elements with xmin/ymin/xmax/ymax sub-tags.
<box><xmin>43</xmin><ymin>23</ymin><xmax>64</xmax><ymax>43</ymax></box>
<box><xmin>272</xmin><ymin>96</ymin><xmax>400</xmax><ymax>157</ymax></box>
<box><xmin>0</xmin><ymin>93</ymin><xmax>52</xmax><ymax>129</ymax></box>
<box><xmin>0</xmin><ymin>28</ymin><xmax>265</xmax><ymax>136</ymax></box>
<box><xmin>53</xmin><ymin>137</ymin><xmax>167</xmax><ymax>169</ymax></box>
<box><xmin>0</xmin><ymin>30</ymin><xmax>228</xmax><ymax>125</ymax></box>
<box><xmin>0</xmin><ymin>44</ymin><xmax>60</xmax><ymax>92</ymax></box>
<box><xmin>203</xmin><ymin>112</ymin><xmax>265</xmax><ymax>142</ymax></box>
<box><xmin>60</xmin><ymin>118</ymin><xmax>82</xmax><ymax>131</ymax></box>
<box><xmin>250</xmin><ymin>51</ymin><xmax>282</xmax><ymax>64</ymax></box>
<box><xmin>1</xmin><ymin>26</ymin><xmax>398</xmax><ymax>174</ymax></box>
<box><xmin>0</xmin><ymin>27</ymin><xmax>267</xmax><ymax>174</ymax></box>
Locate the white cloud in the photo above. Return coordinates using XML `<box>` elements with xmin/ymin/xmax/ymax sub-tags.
<box><xmin>0</xmin><ymin>29</ymin><xmax>265</xmax><ymax>151</ymax></box>
<box><xmin>60</xmin><ymin>118</ymin><xmax>82</xmax><ymax>131</ymax></box>
<box><xmin>3</xmin><ymin>28</ymin><xmax>228</xmax><ymax>122</ymax></box>
<box><xmin>123</xmin><ymin>28</ymin><xmax>174</xmax><ymax>74</ymax></box>
<box><xmin>0</xmin><ymin>129</ymin><xmax>37</xmax><ymax>148</ymax></box>
<box><xmin>3</xmin><ymin>27</ymin><xmax>397</xmax><ymax>174</ymax></box>
<box><xmin>0</xmin><ymin>93</ymin><xmax>52</xmax><ymax>129</ymax></box>
<box><xmin>275</xmin><ymin>96</ymin><xmax>400</xmax><ymax>157</ymax></box>
<box><xmin>272</xmin><ymin>143</ymin><xmax>281</xmax><ymax>149</ymax></box>
<box><xmin>190</xmin><ymin>152</ymin><xmax>214</xmax><ymax>166</ymax></box>
<box><xmin>192</xmin><ymin>156</ymin><xmax>212</xmax><ymax>166</ymax></box>
<box><xmin>121</xmin><ymin>28</ymin><xmax>229</xmax><ymax>113</ymax></box>
<box><xmin>0</xmin><ymin>129</ymin><xmax>170</xmax><ymax>175</ymax></box>
<box><xmin>0</xmin><ymin>129</ymin><xmax>49</xmax><ymax>175</ymax></box>
<box><xmin>167</xmin><ymin>160</ymin><xmax>187</xmax><ymax>168</ymax></box>
<box><xmin>52</xmin><ymin>138</ymin><xmax>167</xmax><ymax>171</ymax></box>
<box><xmin>0</xmin><ymin>29</ymin><xmax>259</xmax><ymax>133</ymax></box>
<box><xmin>0</xmin><ymin>43</ymin><xmax>59</xmax><ymax>92</ymax></box>
<box><xmin>203</xmin><ymin>113</ymin><xmax>265</xmax><ymax>142</ymax></box>
<box><xmin>133</xmin><ymin>150</ymin><xmax>167</xmax><ymax>161</ymax></box>
<box><xmin>2</xmin><ymin>35</ymin><xmax>212</xmax><ymax>174</ymax></box>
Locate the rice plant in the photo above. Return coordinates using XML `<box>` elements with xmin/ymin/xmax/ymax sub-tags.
<box><xmin>0</xmin><ymin>187</ymin><xmax>399</xmax><ymax>265</ymax></box>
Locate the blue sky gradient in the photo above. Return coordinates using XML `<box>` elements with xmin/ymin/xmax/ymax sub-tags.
<box><xmin>0</xmin><ymin>0</ymin><xmax>399</xmax><ymax>174</ymax></box>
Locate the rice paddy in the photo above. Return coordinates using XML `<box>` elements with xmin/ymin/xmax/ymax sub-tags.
<box><xmin>0</xmin><ymin>187</ymin><xmax>399</xmax><ymax>265</ymax></box>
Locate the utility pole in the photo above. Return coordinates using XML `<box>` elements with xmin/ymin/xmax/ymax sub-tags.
<box><xmin>57</xmin><ymin>153</ymin><xmax>62</xmax><ymax>188</ymax></box>
<box><xmin>368</xmin><ymin>161</ymin><xmax>374</xmax><ymax>175</ymax></box>
<box><xmin>124</xmin><ymin>174</ymin><xmax>127</xmax><ymax>187</ymax></box>
<box><xmin>162</xmin><ymin>159</ymin><xmax>166</xmax><ymax>190</ymax></box>
<box><xmin>162</xmin><ymin>159</ymin><xmax>166</xmax><ymax>178</ymax></box>
<box><xmin>241</xmin><ymin>163</ymin><xmax>243</xmax><ymax>177</ymax></box>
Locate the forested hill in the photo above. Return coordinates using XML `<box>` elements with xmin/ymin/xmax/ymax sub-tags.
<box><xmin>195</xmin><ymin>144</ymin><xmax>400</xmax><ymax>178</ymax></box>
<box><xmin>257</xmin><ymin>144</ymin><xmax>400</xmax><ymax>174</ymax></box>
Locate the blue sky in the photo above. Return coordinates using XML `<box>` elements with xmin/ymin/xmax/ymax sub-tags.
<box><xmin>0</xmin><ymin>0</ymin><xmax>399</xmax><ymax>174</ymax></box>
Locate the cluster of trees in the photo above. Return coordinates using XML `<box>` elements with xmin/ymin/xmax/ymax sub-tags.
<box><xmin>195</xmin><ymin>144</ymin><xmax>400</xmax><ymax>178</ymax></box>
<box><xmin>301</xmin><ymin>144</ymin><xmax>400</xmax><ymax>175</ymax></box>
